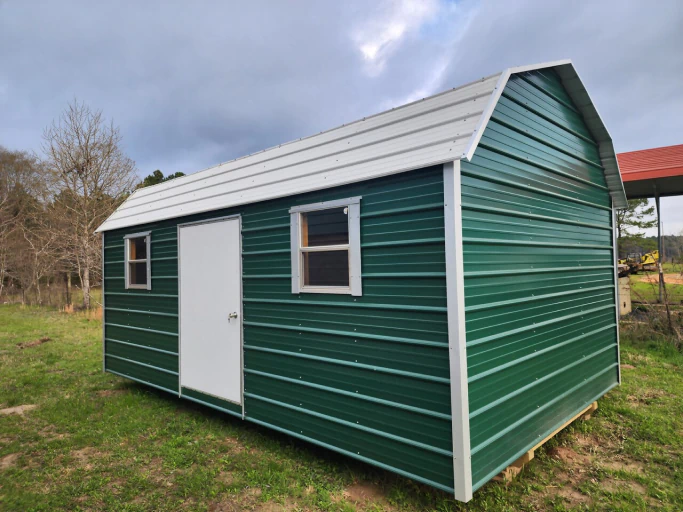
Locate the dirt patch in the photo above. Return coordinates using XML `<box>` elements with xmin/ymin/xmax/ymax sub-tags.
<box><xmin>38</xmin><ymin>426</ymin><xmax>69</xmax><ymax>440</ymax></box>
<box><xmin>209</xmin><ymin>501</ymin><xmax>241</xmax><ymax>512</ymax></box>
<box><xmin>210</xmin><ymin>487</ymin><xmax>264</xmax><ymax>512</ymax></box>
<box><xmin>621</xmin><ymin>364</ymin><xmax>636</xmax><ymax>370</ymax></box>
<box><xmin>0</xmin><ymin>453</ymin><xmax>20</xmax><ymax>470</ymax></box>
<box><xmin>139</xmin><ymin>456</ymin><xmax>172</xmax><ymax>487</ymax></box>
<box><xmin>16</xmin><ymin>337</ymin><xmax>51</xmax><ymax>349</ymax></box>
<box><xmin>0</xmin><ymin>404</ymin><xmax>37</xmax><ymax>416</ymax></box>
<box><xmin>343</xmin><ymin>482</ymin><xmax>390</xmax><ymax>507</ymax></box>
<box><xmin>556</xmin><ymin>485</ymin><xmax>593</xmax><ymax>507</ymax></box>
<box><xmin>254</xmin><ymin>498</ymin><xmax>300</xmax><ymax>511</ymax></box>
<box><xmin>221</xmin><ymin>437</ymin><xmax>246</xmax><ymax>455</ymax></box>
<box><xmin>574</xmin><ymin>434</ymin><xmax>598</xmax><ymax>452</ymax></box>
<box><xmin>547</xmin><ymin>446</ymin><xmax>591</xmax><ymax>464</ymax></box>
<box><xmin>97</xmin><ymin>389</ymin><xmax>126</xmax><ymax>397</ymax></box>
<box><xmin>601</xmin><ymin>458</ymin><xmax>645</xmax><ymax>474</ymax></box>
<box><xmin>601</xmin><ymin>477</ymin><xmax>647</xmax><ymax>495</ymax></box>
<box><xmin>627</xmin><ymin>388</ymin><xmax>669</xmax><ymax>407</ymax></box>
<box><xmin>71</xmin><ymin>447</ymin><xmax>110</xmax><ymax>470</ymax></box>
<box><xmin>640</xmin><ymin>273</ymin><xmax>683</xmax><ymax>285</ymax></box>
<box><xmin>216</xmin><ymin>471</ymin><xmax>236</xmax><ymax>486</ymax></box>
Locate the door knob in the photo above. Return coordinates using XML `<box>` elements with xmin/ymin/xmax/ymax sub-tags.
<box><xmin>228</xmin><ymin>312</ymin><xmax>239</xmax><ymax>322</ymax></box>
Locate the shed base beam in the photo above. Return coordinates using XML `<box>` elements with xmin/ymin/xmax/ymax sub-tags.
<box><xmin>493</xmin><ymin>401</ymin><xmax>598</xmax><ymax>484</ymax></box>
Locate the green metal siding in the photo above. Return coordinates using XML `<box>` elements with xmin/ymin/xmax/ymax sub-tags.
<box><xmin>103</xmin><ymin>166</ymin><xmax>456</xmax><ymax>492</ymax></box>
<box><xmin>462</xmin><ymin>68</ymin><xmax>619</xmax><ymax>491</ymax></box>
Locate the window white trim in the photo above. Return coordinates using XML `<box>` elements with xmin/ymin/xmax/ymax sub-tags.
<box><xmin>124</xmin><ymin>231</ymin><xmax>151</xmax><ymax>290</ymax></box>
<box><xmin>289</xmin><ymin>197</ymin><xmax>362</xmax><ymax>296</ymax></box>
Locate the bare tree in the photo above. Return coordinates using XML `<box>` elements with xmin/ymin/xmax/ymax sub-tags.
<box><xmin>42</xmin><ymin>100</ymin><xmax>137</xmax><ymax>308</ymax></box>
<box><xmin>0</xmin><ymin>147</ymin><xmax>44</xmax><ymax>298</ymax></box>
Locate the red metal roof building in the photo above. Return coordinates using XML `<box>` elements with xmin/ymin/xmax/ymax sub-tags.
<box><xmin>617</xmin><ymin>143</ymin><xmax>683</xmax><ymax>199</ymax></box>
<box><xmin>617</xmin><ymin>144</ymin><xmax>683</xmax><ymax>302</ymax></box>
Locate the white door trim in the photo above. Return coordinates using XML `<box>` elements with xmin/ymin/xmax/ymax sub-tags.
<box><xmin>177</xmin><ymin>214</ymin><xmax>244</xmax><ymax>415</ymax></box>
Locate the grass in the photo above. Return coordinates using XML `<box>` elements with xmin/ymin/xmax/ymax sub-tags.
<box><xmin>0</xmin><ymin>305</ymin><xmax>681</xmax><ymax>511</ymax></box>
<box><xmin>628</xmin><ymin>262</ymin><xmax>683</xmax><ymax>304</ymax></box>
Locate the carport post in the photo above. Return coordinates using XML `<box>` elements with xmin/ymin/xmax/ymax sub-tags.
<box><xmin>655</xmin><ymin>188</ymin><xmax>663</xmax><ymax>303</ymax></box>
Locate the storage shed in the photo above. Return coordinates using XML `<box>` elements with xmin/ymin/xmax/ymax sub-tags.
<box><xmin>97</xmin><ymin>59</ymin><xmax>627</xmax><ymax>501</ymax></box>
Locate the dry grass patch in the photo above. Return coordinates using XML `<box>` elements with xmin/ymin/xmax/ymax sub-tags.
<box><xmin>0</xmin><ymin>453</ymin><xmax>20</xmax><ymax>470</ymax></box>
<box><xmin>0</xmin><ymin>404</ymin><xmax>37</xmax><ymax>415</ymax></box>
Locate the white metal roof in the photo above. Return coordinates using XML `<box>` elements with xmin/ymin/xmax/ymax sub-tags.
<box><xmin>97</xmin><ymin>60</ymin><xmax>626</xmax><ymax>232</ymax></box>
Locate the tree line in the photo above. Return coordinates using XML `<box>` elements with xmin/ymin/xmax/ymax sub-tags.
<box><xmin>617</xmin><ymin>197</ymin><xmax>683</xmax><ymax>262</ymax></box>
<box><xmin>0</xmin><ymin>101</ymin><xmax>183</xmax><ymax>308</ymax></box>
<box><xmin>2</xmin><ymin>100</ymin><xmax>677</xmax><ymax>307</ymax></box>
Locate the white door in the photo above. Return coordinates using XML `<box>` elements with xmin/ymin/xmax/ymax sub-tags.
<box><xmin>179</xmin><ymin>217</ymin><xmax>242</xmax><ymax>404</ymax></box>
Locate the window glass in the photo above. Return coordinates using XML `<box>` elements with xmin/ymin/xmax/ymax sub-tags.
<box><xmin>128</xmin><ymin>262</ymin><xmax>148</xmax><ymax>286</ymax></box>
<box><xmin>301</xmin><ymin>207</ymin><xmax>348</xmax><ymax>247</ymax></box>
<box><xmin>303</xmin><ymin>251</ymin><xmax>349</xmax><ymax>287</ymax></box>
<box><xmin>125</xmin><ymin>234</ymin><xmax>150</xmax><ymax>289</ymax></box>
<box><xmin>129</xmin><ymin>236</ymin><xmax>147</xmax><ymax>260</ymax></box>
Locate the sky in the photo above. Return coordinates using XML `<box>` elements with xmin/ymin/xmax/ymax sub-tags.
<box><xmin>1</xmin><ymin>0</ymin><xmax>682</xmax><ymax>235</ymax></box>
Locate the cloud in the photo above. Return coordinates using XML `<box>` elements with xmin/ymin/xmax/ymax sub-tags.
<box><xmin>0</xmin><ymin>0</ymin><xmax>682</xmax><ymax>188</ymax></box>
<box><xmin>352</xmin><ymin>0</ymin><xmax>440</xmax><ymax>75</ymax></box>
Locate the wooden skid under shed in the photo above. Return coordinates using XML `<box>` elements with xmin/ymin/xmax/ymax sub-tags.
<box><xmin>494</xmin><ymin>401</ymin><xmax>598</xmax><ymax>483</ymax></box>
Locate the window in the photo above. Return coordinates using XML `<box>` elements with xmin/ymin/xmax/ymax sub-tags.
<box><xmin>124</xmin><ymin>232</ymin><xmax>151</xmax><ymax>290</ymax></box>
<box><xmin>290</xmin><ymin>197</ymin><xmax>362</xmax><ymax>296</ymax></box>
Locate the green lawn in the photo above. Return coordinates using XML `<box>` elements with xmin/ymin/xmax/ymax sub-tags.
<box><xmin>628</xmin><ymin>273</ymin><xmax>683</xmax><ymax>304</ymax></box>
<box><xmin>0</xmin><ymin>306</ymin><xmax>681</xmax><ymax>511</ymax></box>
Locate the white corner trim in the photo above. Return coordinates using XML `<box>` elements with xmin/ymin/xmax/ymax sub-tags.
<box><xmin>102</xmin><ymin>233</ymin><xmax>106</xmax><ymax>373</ymax></box>
<box><xmin>443</xmin><ymin>160</ymin><xmax>472</xmax><ymax>502</ymax></box>
<box><xmin>611</xmin><ymin>203</ymin><xmax>622</xmax><ymax>385</ymax></box>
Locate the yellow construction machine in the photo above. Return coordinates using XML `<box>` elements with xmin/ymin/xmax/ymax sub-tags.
<box><xmin>618</xmin><ymin>250</ymin><xmax>659</xmax><ymax>274</ymax></box>
<box><xmin>641</xmin><ymin>250</ymin><xmax>659</xmax><ymax>272</ymax></box>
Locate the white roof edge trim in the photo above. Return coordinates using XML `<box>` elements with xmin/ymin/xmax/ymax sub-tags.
<box><xmin>96</xmin><ymin>59</ymin><xmax>626</xmax><ymax>233</ymax></box>
<box><xmin>129</xmin><ymin>70</ymin><xmax>502</xmax><ymax>201</ymax></box>
<box><xmin>463</xmin><ymin>58</ymin><xmax>628</xmax><ymax>210</ymax></box>
<box><xmin>96</xmin><ymin>72</ymin><xmax>502</xmax><ymax>232</ymax></box>
<box><xmin>96</xmin><ymin>188</ymin><xmax>140</xmax><ymax>235</ymax></box>
<box><xmin>462</xmin><ymin>59</ymin><xmax>572</xmax><ymax>161</ymax></box>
